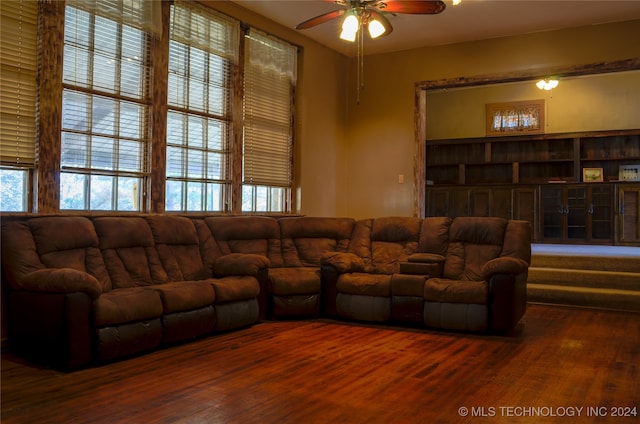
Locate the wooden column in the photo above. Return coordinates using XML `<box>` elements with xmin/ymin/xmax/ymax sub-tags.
<box><xmin>413</xmin><ymin>85</ymin><xmax>426</xmax><ymax>218</ymax></box>
<box><xmin>229</xmin><ymin>26</ymin><xmax>246</xmax><ymax>214</ymax></box>
<box><xmin>37</xmin><ymin>0</ymin><xmax>65</xmax><ymax>213</ymax></box>
<box><xmin>148</xmin><ymin>0</ymin><xmax>171</xmax><ymax>213</ymax></box>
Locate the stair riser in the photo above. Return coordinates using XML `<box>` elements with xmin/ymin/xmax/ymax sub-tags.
<box><xmin>528</xmin><ymin>285</ymin><xmax>640</xmax><ymax>312</ymax></box>
<box><xmin>528</xmin><ymin>269</ymin><xmax>640</xmax><ymax>290</ymax></box>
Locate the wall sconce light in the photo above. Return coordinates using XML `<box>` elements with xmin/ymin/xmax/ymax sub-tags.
<box><xmin>536</xmin><ymin>79</ymin><xmax>559</xmax><ymax>91</ymax></box>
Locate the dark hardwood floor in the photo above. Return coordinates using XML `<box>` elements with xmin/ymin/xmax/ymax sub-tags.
<box><xmin>1</xmin><ymin>304</ymin><xmax>638</xmax><ymax>423</ymax></box>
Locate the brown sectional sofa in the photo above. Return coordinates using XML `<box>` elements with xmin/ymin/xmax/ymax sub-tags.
<box><xmin>1</xmin><ymin>214</ymin><xmax>530</xmax><ymax>369</ymax></box>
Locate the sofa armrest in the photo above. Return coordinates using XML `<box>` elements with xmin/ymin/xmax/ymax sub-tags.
<box><xmin>214</xmin><ymin>253</ymin><xmax>270</xmax><ymax>277</ymax></box>
<box><xmin>481</xmin><ymin>257</ymin><xmax>529</xmax><ymax>280</ymax></box>
<box><xmin>19</xmin><ymin>268</ymin><xmax>102</xmax><ymax>299</ymax></box>
<box><xmin>489</xmin><ymin>273</ymin><xmax>528</xmax><ymax>333</ymax></box>
<box><xmin>320</xmin><ymin>252</ymin><xmax>365</xmax><ymax>273</ymax></box>
<box><xmin>401</xmin><ymin>253</ymin><xmax>446</xmax><ymax>276</ymax></box>
<box><xmin>407</xmin><ymin>253</ymin><xmax>445</xmax><ymax>264</ymax></box>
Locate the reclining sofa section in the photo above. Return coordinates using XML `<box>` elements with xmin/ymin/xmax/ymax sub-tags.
<box><xmin>1</xmin><ymin>215</ymin><xmax>531</xmax><ymax>369</ymax></box>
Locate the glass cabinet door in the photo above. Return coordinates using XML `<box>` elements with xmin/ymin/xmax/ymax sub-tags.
<box><xmin>589</xmin><ymin>185</ymin><xmax>613</xmax><ymax>241</ymax></box>
<box><xmin>542</xmin><ymin>186</ymin><xmax>563</xmax><ymax>239</ymax></box>
<box><xmin>566</xmin><ymin>187</ymin><xmax>587</xmax><ymax>240</ymax></box>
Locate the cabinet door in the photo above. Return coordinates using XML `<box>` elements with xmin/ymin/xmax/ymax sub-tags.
<box><xmin>566</xmin><ymin>186</ymin><xmax>587</xmax><ymax>241</ymax></box>
<box><xmin>449</xmin><ymin>188</ymin><xmax>470</xmax><ymax>218</ymax></box>
<box><xmin>541</xmin><ymin>186</ymin><xmax>564</xmax><ymax>241</ymax></box>
<box><xmin>491</xmin><ymin>187</ymin><xmax>513</xmax><ymax>219</ymax></box>
<box><xmin>470</xmin><ymin>188</ymin><xmax>491</xmax><ymax>216</ymax></box>
<box><xmin>618</xmin><ymin>185</ymin><xmax>640</xmax><ymax>244</ymax></box>
<box><xmin>588</xmin><ymin>185</ymin><xmax>613</xmax><ymax>242</ymax></box>
<box><xmin>427</xmin><ymin>188</ymin><xmax>450</xmax><ymax>217</ymax></box>
<box><xmin>513</xmin><ymin>187</ymin><xmax>537</xmax><ymax>241</ymax></box>
<box><xmin>426</xmin><ymin>187</ymin><xmax>470</xmax><ymax>217</ymax></box>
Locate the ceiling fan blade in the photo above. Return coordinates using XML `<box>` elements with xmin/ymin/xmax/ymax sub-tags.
<box><xmin>296</xmin><ymin>9</ymin><xmax>346</xmax><ymax>30</ymax></box>
<box><xmin>376</xmin><ymin>0</ymin><xmax>446</xmax><ymax>15</ymax></box>
<box><xmin>368</xmin><ymin>10</ymin><xmax>393</xmax><ymax>37</ymax></box>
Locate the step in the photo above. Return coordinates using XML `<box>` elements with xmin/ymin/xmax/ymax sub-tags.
<box><xmin>528</xmin><ymin>267</ymin><xmax>640</xmax><ymax>291</ymax></box>
<box><xmin>530</xmin><ymin>254</ymin><xmax>640</xmax><ymax>273</ymax></box>
<box><xmin>527</xmin><ymin>283</ymin><xmax>640</xmax><ymax>312</ymax></box>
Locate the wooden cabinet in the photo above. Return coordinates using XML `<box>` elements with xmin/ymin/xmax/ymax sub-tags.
<box><xmin>425</xmin><ymin>130</ymin><xmax>639</xmax><ymax>245</ymax></box>
<box><xmin>540</xmin><ymin>184</ymin><xmax>613</xmax><ymax>244</ymax></box>
<box><xmin>618</xmin><ymin>184</ymin><xmax>640</xmax><ymax>244</ymax></box>
<box><xmin>426</xmin><ymin>186</ymin><xmax>538</xmax><ymax>241</ymax></box>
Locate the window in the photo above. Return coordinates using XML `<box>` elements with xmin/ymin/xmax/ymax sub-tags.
<box><xmin>242</xmin><ymin>29</ymin><xmax>297</xmax><ymax>213</ymax></box>
<box><xmin>60</xmin><ymin>1</ymin><xmax>152</xmax><ymax>210</ymax></box>
<box><xmin>0</xmin><ymin>0</ymin><xmax>38</xmax><ymax>211</ymax></box>
<box><xmin>165</xmin><ymin>1</ymin><xmax>238</xmax><ymax>212</ymax></box>
<box><xmin>9</xmin><ymin>1</ymin><xmax>297</xmax><ymax>214</ymax></box>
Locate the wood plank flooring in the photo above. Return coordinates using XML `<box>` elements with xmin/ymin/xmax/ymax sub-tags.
<box><xmin>1</xmin><ymin>304</ymin><xmax>638</xmax><ymax>423</ymax></box>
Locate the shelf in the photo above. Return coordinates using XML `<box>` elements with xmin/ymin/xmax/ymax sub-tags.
<box><xmin>426</xmin><ymin>130</ymin><xmax>639</xmax><ymax>187</ymax></box>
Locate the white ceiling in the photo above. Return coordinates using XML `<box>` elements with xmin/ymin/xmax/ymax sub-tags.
<box><xmin>231</xmin><ymin>0</ymin><xmax>640</xmax><ymax>56</ymax></box>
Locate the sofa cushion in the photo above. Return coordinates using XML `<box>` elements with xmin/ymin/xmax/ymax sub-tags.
<box><xmin>205</xmin><ymin>216</ymin><xmax>283</xmax><ymax>267</ymax></box>
<box><xmin>208</xmin><ymin>276</ymin><xmax>260</xmax><ymax>303</ymax></box>
<box><xmin>279</xmin><ymin>217</ymin><xmax>355</xmax><ymax>267</ymax></box>
<box><xmin>424</xmin><ymin>278</ymin><xmax>488</xmax><ymax>304</ymax></box>
<box><xmin>26</xmin><ymin>217</ymin><xmax>112</xmax><ymax>291</ymax></box>
<box><xmin>336</xmin><ymin>272</ymin><xmax>391</xmax><ymax>297</ymax></box>
<box><xmin>443</xmin><ymin>217</ymin><xmax>507</xmax><ymax>281</ymax></box>
<box><xmin>146</xmin><ymin>216</ymin><xmax>208</xmax><ymax>281</ymax></box>
<box><xmin>370</xmin><ymin>217</ymin><xmax>422</xmax><ymax>274</ymax></box>
<box><xmin>346</xmin><ymin>217</ymin><xmax>422</xmax><ymax>275</ymax></box>
<box><xmin>147</xmin><ymin>281</ymin><xmax>215</xmax><ymax>314</ymax></box>
<box><xmin>418</xmin><ymin>217</ymin><xmax>451</xmax><ymax>256</ymax></box>
<box><xmin>94</xmin><ymin>217</ymin><xmax>168</xmax><ymax>288</ymax></box>
<box><xmin>268</xmin><ymin>267</ymin><xmax>321</xmax><ymax>295</ymax></box>
<box><xmin>94</xmin><ymin>287</ymin><xmax>164</xmax><ymax>326</ymax></box>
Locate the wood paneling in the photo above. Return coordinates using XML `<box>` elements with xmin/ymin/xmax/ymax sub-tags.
<box><xmin>2</xmin><ymin>304</ymin><xmax>638</xmax><ymax>423</ymax></box>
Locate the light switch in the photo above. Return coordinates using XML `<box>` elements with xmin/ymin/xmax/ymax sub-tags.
<box><xmin>398</xmin><ymin>174</ymin><xmax>405</xmax><ymax>184</ymax></box>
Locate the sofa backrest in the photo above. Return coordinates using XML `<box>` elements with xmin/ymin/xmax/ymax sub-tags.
<box><xmin>204</xmin><ymin>216</ymin><xmax>283</xmax><ymax>267</ymax></box>
<box><xmin>93</xmin><ymin>217</ymin><xmax>168</xmax><ymax>288</ymax></box>
<box><xmin>279</xmin><ymin>217</ymin><xmax>355</xmax><ymax>267</ymax></box>
<box><xmin>1</xmin><ymin>217</ymin><xmax>112</xmax><ymax>292</ymax></box>
<box><xmin>146</xmin><ymin>215</ymin><xmax>209</xmax><ymax>281</ymax></box>
<box><xmin>348</xmin><ymin>217</ymin><xmax>422</xmax><ymax>274</ymax></box>
<box><xmin>418</xmin><ymin>217</ymin><xmax>452</xmax><ymax>256</ymax></box>
<box><xmin>443</xmin><ymin>217</ymin><xmax>509</xmax><ymax>281</ymax></box>
<box><xmin>501</xmin><ymin>220</ymin><xmax>532</xmax><ymax>265</ymax></box>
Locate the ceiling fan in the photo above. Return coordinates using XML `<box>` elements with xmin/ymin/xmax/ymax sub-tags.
<box><xmin>296</xmin><ymin>1</ymin><xmax>447</xmax><ymax>41</ymax></box>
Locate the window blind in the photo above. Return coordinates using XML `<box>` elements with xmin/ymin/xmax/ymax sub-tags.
<box><xmin>0</xmin><ymin>0</ymin><xmax>38</xmax><ymax>166</ymax></box>
<box><xmin>243</xmin><ymin>29</ymin><xmax>297</xmax><ymax>187</ymax></box>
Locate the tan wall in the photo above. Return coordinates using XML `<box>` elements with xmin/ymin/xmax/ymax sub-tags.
<box><xmin>344</xmin><ymin>20</ymin><xmax>640</xmax><ymax>219</ymax></box>
<box><xmin>427</xmin><ymin>70</ymin><xmax>640</xmax><ymax>139</ymax></box>
<box><xmin>205</xmin><ymin>2</ymin><xmax>350</xmax><ymax>217</ymax></box>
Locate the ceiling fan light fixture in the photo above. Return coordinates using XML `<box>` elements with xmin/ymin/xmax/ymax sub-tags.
<box><xmin>368</xmin><ymin>18</ymin><xmax>386</xmax><ymax>38</ymax></box>
<box><xmin>340</xmin><ymin>14</ymin><xmax>359</xmax><ymax>42</ymax></box>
